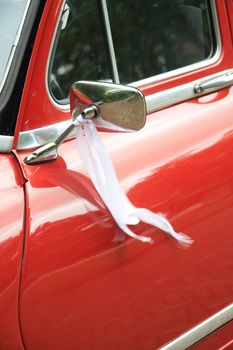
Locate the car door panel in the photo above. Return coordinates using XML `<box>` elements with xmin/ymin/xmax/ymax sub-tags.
<box><xmin>19</xmin><ymin>87</ymin><xmax>233</xmax><ymax>349</ymax></box>
<box><xmin>3</xmin><ymin>0</ymin><xmax>230</xmax><ymax>348</ymax></box>
<box><xmin>0</xmin><ymin>0</ymin><xmax>233</xmax><ymax>348</ymax></box>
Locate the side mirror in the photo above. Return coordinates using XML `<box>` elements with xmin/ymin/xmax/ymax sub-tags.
<box><xmin>24</xmin><ymin>81</ymin><xmax>146</xmax><ymax>165</ymax></box>
<box><xmin>70</xmin><ymin>81</ymin><xmax>146</xmax><ymax>131</ymax></box>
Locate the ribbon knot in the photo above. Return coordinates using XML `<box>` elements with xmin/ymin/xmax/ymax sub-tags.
<box><xmin>74</xmin><ymin>117</ymin><xmax>193</xmax><ymax>246</ymax></box>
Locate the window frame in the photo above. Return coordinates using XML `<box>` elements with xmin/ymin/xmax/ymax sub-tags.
<box><xmin>46</xmin><ymin>0</ymin><xmax>221</xmax><ymax>108</ymax></box>
<box><xmin>10</xmin><ymin>0</ymin><xmax>232</xmax><ymax>152</ymax></box>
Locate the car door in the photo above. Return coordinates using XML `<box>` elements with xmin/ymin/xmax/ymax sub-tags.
<box><xmin>13</xmin><ymin>0</ymin><xmax>233</xmax><ymax>349</ymax></box>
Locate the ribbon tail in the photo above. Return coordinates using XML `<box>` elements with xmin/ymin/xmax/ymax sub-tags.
<box><xmin>133</xmin><ymin>208</ymin><xmax>193</xmax><ymax>246</ymax></box>
<box><xmin>117</xmin><ymin>221</ymin><xmax>154</xmax><ymax>244</ymax></box>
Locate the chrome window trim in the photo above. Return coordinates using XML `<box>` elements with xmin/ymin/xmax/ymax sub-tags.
<box><xmin>100</xmin><ymin>0</ymin><xmax>120</xmax><ymax>83</ymax></box>
<box><xmin>45</xmin><ymin>0</ymin><xmax>221</xmax><ymax>109</ymax></box>
<box><xmin>160</xmin><ymin>303</ymin><xmax>233</xmax><ymax>350</ymax></box>
<box><xmin>146</xmin><ymin>69</ymin><xmax>233</xmax><ymax>112</ymax></box>
<box><xmin>0</xmin><ymin>0</ymin><xmax>31</xmax><ymax>94</ymax></box>
<box><xmin>16</xmin><ymin>68</ymin><xmax>233</xmax><ymax>151</ymax></box>
<box><xmin>45</xmin><ymin>0</ymin><xmax>67</xmax><ymax>111</ymax></box>
<box><xmin>0</xmin><ymin>136</ymin><xmax>14</xmax><ymax>153</ymax></box>
<box><xmin>17</xmin><ymin>119</ymin><xmax>70</xmax><ymax>151</ymax></box>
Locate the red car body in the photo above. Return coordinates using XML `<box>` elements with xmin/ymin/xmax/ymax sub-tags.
<box><xmin>1</xmin><ymin>0</ymin><xmax>233</xmax><ymax>349</ymax></box>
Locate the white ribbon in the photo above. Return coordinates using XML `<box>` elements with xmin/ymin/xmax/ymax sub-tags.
<box><xmin>73</xmin><ymin>115</ymin><xmax>193</xmax><ymax>246</ymax></box>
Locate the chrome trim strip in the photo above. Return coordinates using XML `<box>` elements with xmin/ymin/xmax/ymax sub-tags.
<box><xmin>160</xmin><ymin>303</ymin><xmax>233</xmax><ymax>350</ymax></box>
<box><xmin>100</xmin><ymin>0</ymin><xmax>120</xmax><ymax>83</ymax></box>
<box><xmin>132</xmin><ymin>0</ymin><xmax>221</xmax><ymax>88</ymax></box>
<box><xmin>16</xmin><ymin>68</ymin><xmax>233</xmax><ymax>151</ymax></box>
<box><xmin>146</xmin><ymin>69</ymin><xmax>233</xmax><ymax>113</ymax></box>
<box><xmin>45</xmin><ymin>0</ymin><xmax>68</xmax><ymax>111</ymax></box>
<box><xmin>17</xmin><ymin>120</ymin><xmax>72</xmax><ymax>151</ymax></box>
<box><xmin>0</xmin><ymin>0</ymin><xmax>31</xmax><ymax>94</ymax></box>
<box><xmin>0</xmin><ymin>136</ymin><xmax>14</xmax><ymax>153</ymax></box>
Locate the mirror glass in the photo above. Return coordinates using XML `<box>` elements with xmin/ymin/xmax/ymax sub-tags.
<box><xmin>70</xmin><ymin>81</ymin><xmax>146</xmax><ymax>131</ymax></box>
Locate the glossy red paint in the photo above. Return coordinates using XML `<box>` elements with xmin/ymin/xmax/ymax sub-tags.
<box><xmin>5</xmin><ymin>0</ymin><xmax>232</xmax><ymax>348</ymax></box>
<box><xmin>18</xmin><ymin>85</ymin><xmax>233</xmax><ymax>349</ymax></box>
<box><xmin>0</xmin><ymin>154</ymin><xmax>25</xmax><ymax>350</ymax></box>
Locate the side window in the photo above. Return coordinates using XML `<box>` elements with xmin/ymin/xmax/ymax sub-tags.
<box><xmin>107</xmin><ymin>0</ymin><xmax>214</xmax><ymax>83</ymax></box>
<box><xmin>48</xmin><ymin>0</ymin><xmax>216</xmax><ymax>103</ymax></box>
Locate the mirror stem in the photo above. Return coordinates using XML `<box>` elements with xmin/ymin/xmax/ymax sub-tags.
<box><xmin>24</xmin><ymin>106</ymin><xmax>98</xmax><ymax>165</ymax></box>
<box><xmin>56</xmin><ymin>105</ymin><xmax>98</xmax><ymax>147</ymax></box>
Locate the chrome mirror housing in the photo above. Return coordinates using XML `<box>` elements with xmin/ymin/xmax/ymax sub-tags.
<box><xmin>24</xmin><ymin>81</ymin><xmax>146</xmax><ymax>165</ymax></box>
<box><xmin>70</xmin><ymin>81</ymin><xmax>146</xmax><ymax>131</ymax></box>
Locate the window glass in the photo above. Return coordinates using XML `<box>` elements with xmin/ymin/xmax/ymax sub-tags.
<box><xmin>107</xmin><ymin>0</ymin><xmax>214</xmax><ymax>83</ymax></box>
<box><xmin>0</xmin><ymin>0</ymin><xmax>28</xmax><ymax>91</ymax></box>
<box><xmin>49</xmin><ymin>0</ymin><xmax>215</xmax><ymax>102</ymax></box>
<box><xmin>49</xmin><ymin>0</ymin><xmax>112</xmax><ymax>103</ymax></box>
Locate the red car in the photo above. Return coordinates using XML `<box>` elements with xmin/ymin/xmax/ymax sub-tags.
<box><xmin>1</xmin><ymin>0</ymin><xmax>233</xmax><ymax>349</ymax></box>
